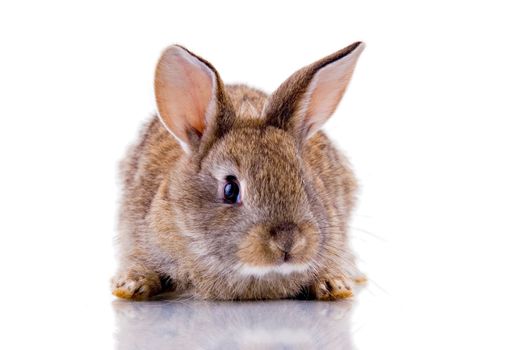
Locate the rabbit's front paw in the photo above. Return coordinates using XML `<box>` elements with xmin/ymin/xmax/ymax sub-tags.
<box><xmin>111</xmin><ymin>270</ymin><xmax>161</xmax><ymax>300</ymax></box>
<box><xmin>313</xmin><ymin>275</ymin><xmax>354</xmax><ymax>301</ymax></box>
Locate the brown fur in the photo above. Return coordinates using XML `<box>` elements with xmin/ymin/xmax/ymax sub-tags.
<box><xmin>112</xmin><ymin>43</ymin><xmax>365</xmax><ymax>300</ymax></box>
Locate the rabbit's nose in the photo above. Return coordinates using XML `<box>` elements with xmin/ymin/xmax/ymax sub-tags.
<box><xmin>270</xmin><ymin>222</ymin><xmax>299</xmax><ymax>261</ymax></box>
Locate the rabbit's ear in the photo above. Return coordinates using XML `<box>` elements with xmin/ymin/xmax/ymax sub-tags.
<box><xmin>155</xmin><ymin>45</ymin><xmax>232</xmax><ymax>152</ymax></box>
<box><xmin>264</xmin><ymin>42</ymin><xmax>365</xmax><ymax>140</ymax></box>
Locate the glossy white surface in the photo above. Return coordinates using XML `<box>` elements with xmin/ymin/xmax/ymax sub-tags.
<box><xmin>113</xmin><ymin>298</ymin><xmax>356</xmax><ymax>349</ymax></box>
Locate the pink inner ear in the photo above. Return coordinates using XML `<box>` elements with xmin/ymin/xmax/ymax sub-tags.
<box><xmin>304</xmin><ymin>53</ymin><xmax>359</xmax><ymax>135</ymax></box>
<box><xmin>155</xmin><ymin>46</ymin><xmax>216</xmax><ymax>144</ymax></box>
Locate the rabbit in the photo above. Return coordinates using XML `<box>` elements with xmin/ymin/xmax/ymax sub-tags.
<box><xmin>112</xmin><ymin>41</ymin><xmax>366</xmax><ymax>300</ymax></box>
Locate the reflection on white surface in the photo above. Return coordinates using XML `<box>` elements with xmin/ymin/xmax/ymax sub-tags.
<box><xmin>113</xmin><ymin>298</ymin><xmax>355</xmax><ymax>349</ymax></box>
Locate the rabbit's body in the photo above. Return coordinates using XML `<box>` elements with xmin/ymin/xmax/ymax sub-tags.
<box><xmin>113</xmin><ymin>43</ymin><xmax>366</xmax><ymax>300</ymax></box>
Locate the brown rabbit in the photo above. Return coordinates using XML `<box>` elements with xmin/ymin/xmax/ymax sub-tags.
<box><xmin>112</xmin><ymin>42</ymin><xmax>366</xmax><ymax>300</ymax></box>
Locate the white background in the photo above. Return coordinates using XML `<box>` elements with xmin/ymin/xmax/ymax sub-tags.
<box><xmin>1</xmin><ymin>0</ymin><xmax>524</xmax><ymax>349</ymax></box>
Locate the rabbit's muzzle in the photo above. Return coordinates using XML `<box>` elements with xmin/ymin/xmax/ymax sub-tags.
<box><xmin>236</xmin><ymin>221</ymin><xmax>320</xmax><ymax>269</ymax></box>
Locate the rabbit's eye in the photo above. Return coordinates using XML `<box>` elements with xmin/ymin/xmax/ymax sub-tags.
<box><xmin>223</xmin><ymin>176</ymin><xmax>240</xmax><ymax>204</ymax></box>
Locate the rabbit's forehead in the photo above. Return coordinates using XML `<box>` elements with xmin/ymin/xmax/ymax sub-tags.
<box><xmin>209</xmin><ymin>127</ymin><xmax>300</xmax><ymax>173</ymax></box>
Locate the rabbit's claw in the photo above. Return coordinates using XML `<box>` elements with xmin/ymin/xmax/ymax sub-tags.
<box><xmin>112</xmin><ymin>270</ymin><xmax>161</xmax><ymax>300</ymax></box>
<box><xmin>313</xmin><ymin>276</ymin><xmax>354</xmax><ymax>301</ymax></box>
